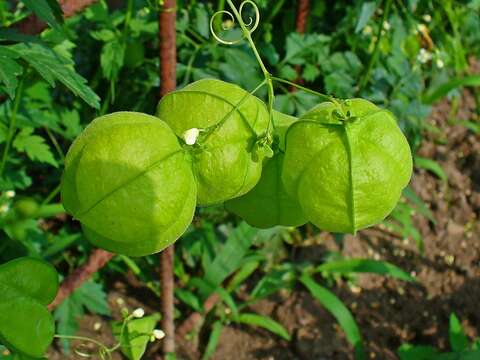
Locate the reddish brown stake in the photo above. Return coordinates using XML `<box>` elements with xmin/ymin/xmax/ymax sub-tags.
<box><xmin>292</xmin><ymin>0</ymin><xmax>310</xmax><ymax>91</ymax></box>
<box><xmin>158</xmin><ymin>0</ymin><xmax>177</xmax><ymax>356</ymax></box>
<box><xmin>48</xmin><ymin>249</ymin><xmax>114</xmax><ymax>310</ymax></box>
<box><xmin>13</xmin><ymin>0</ymin><xmax>100</xmax><ymax>35</ymax></box>
<box><xmin>159</xmin><ymin>0</ymin><xmax>177</xmax><ymax>97</ymax></box>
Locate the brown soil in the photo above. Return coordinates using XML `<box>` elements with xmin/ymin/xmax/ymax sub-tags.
<box><xmin>48</xmin><ymin>89</ymin><xmax>480</xmax><ymax>360</ymax></box>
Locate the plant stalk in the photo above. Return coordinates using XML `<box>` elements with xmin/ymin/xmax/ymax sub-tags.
<box><xmin>358</xmin><ymin>0</ymin><xmax>392</xmax><ymax>92</ymax></box>
<box><xmin>0</xmin><ymin>77</ymin><xmax>24</xmax><ymax>177</ymax></box>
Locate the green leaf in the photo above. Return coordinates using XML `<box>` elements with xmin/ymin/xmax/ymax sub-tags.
<box><xmin>11</xmin><ymin>43</ymin><xmax>100</xmax><ymax>109</ymax></box>
<box><xmin>54</xmin><ymin>280</ymin><xmax>110</xmax><ymax>352</ymax></box>
<box><xmin>73</xmin><ymin>281</ymin><xmax>111</xmax><ymax>316</ymax></box>
<box><xmin>423</xmin><ymin>75</ymin><xmax>480</xmax><ymax>104</ymax></box>
<box><xmin>0</xmin><ymin>257</ymin><xmax>59</xmax><ymax>358</ymax></box>
<box><xmin>234</xmin><ymin>313</ymin><xmax>290</xmax><ymax>341</ymax></box>
<box><xmin>414</xmin><ymin>157</ymin><xmax>448</xmax><ymax>181</ymax></box>
<box><xmin>355</xmin><ymin>2</ymin><xmax>377</xmax><ymax>33</ymax></box>
<box><xmin>202</xmin><ymin>321</ymin><xmax>222</xmax><ymax>360</ymax></box>
<box><xmin>449</xmin><ymin>313</ymin><xmax>469</xmax><ymax>352</ymax></box>
<box><xmin>22</xmin><ymin>0</ymin><xmax>63</xmax><ymax>32</ymax></box>
<box><xmin>300</xmin><ymin>274</ymin><xmax>365</xmax><ymax>359</ymax></box>
<box><xmin>316</xmin><ymin>258</ymin><xmax>415</xmax><ymax>282</ymax></box>
<box><xmin>0</xmin><ymin>47</ymin><xmax>22</xmax><ymax>99</ymax></box>
<box><xmin>100</xmin><ymin>39</ymin><xmax>125</xmax><ymax>81</ymax></box>
<box><xmin>226</xmin><ymin>260</ymin><xmax>260</xmax><ymax>293</ymax></box>
<box><xmin>175</xmin><ymin>288</ymin><xmax>202</xmax><ymax>311</ymax></box>
<box><xmin>112</xmin><ymin>313</ymin><xmax>161</xmax><ymax>360</ymax></box>
<box><xmin>13</xmin><ymin>128</ymin><xmax>58</xmax><ymax>167</ymax></box>
<box><xmin>204</xmin><ymin>222</ymin><xmax>258</xmax><ymax>287</ymax></box>
<box><xmin>251</xmin><ymin>265</ymin><xmax>295</xmax><ymax>300</ymax></box>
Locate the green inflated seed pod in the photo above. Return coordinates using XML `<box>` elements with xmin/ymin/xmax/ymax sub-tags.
<box><xmin>61</xmin><ymin>112</ymin><xmax>197</xmax><ymax>256</ymax></box>
<box><xmin>282</xmin><ymin>99</ymin><xmax>413</xmax><ymax>233</ymax></box>
<box><xmin>156</xmin><ymin>79</ymin><xmax>273</xmax><ymax>206</ymax></box>
<box><xmin>225</xmin><ymin>111</ymin><xmax>307</xmax><ymax>228</ymax></box>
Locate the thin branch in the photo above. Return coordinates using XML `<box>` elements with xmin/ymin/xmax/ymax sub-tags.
<box><xmin>176</xmin><ymin>293</ymin><xmax>220</xmax><ymax>338</ymax></box>
<box><xmin>48</xmin><ymin>249</ymin><xmax>114</xmax><ymax>310</ymax></box>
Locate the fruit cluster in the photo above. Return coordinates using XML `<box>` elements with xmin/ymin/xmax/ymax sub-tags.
<box><xmin>61</xmin><ymin>79</ymin><xmax>412</xmax><ymax>256</ymax></box>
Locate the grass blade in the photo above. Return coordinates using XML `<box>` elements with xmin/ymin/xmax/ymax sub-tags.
<box><xmin>202</xmin><ymin>321</ymin><xmax>223</xmax><ymax>360</ymax></box>
<box><xmin>235</xmin><ymin>313</ymin><xmax>291</xmax><ymax>341</ymax></box>
<box><xmin>316</xmin><ymin>258</ymin><xmax>415</xmax><ymax>282</ymax></box>
<box><xmin>300</xmin><ymin>274</ymin><xmax>365</xmax><ymax>359</ymax></box>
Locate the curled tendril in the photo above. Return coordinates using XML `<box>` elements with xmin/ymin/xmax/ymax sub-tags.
<box><xmin>209</xmin><ymin>0</ymin><xmax>260</xmax><ymax>45</ymax></box>
<box><xmin>73</xmin><ymin>343</ymin><xmax>112</xmax><ymax>360</ymax></box>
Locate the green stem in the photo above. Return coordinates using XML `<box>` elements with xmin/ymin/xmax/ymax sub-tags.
<box><xmin>215</xmin><ymin>0</ymin><xmax>226</xmax><ymax>31</ymax></box>
<box><xmin>122</xmin><ymin>0</ymin><xmax>134</xmax><ymax>37</ymax></box>
<box><xmin>44</xmin><ymin>126</ymin><xmax>65</xmax><ymax>162</ymax></box>
<box><xmin>358</xmin><ymin>0</ymin><xmax>392</xmax><ymax>92</ymax></box>
<box><xmin>225</xmin><ymin>0</ymin><xmax>275</xmax><ymax>132</ymax></box>
<box><xmin>271</xmin><ymin>76</ymin><xmax>337</xmax><ymax>103</ymax></box>
<box><xmin>41</xmin><ymin>183</ymin><xmax>61</xmax><ymax>206</ymax></box>
<box><xmin>0</xmin><ymin>76</ymin><xmax>24</xmax><ymax>177</ymax></box>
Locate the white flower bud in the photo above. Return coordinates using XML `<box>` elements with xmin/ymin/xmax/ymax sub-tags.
<box><xmin>5</xmin><ymin>191</ymin><xmax>15</xmax><ymax>198</ymax></box>
<box><xmin>362</xmin><ymin>25</ymin><xmax>373</xmax><ymax>35</ymax></box>
<box><xmin>93</xmin><ymin>322</ymin><xmax>102</xmax><ymax>331</ymax></box>
<box><xmin>0</xmin><ymin>204</ymin><xmax>9</xmax><ymax>214</ymax></box>
<box><xmin>183</xmin><ymin>128</ymin><xmax>200</xmax><ymax>145</ymax></box>
<box><xmin>436</xmin><ymin>58</ymin><xmax>444</xmax><ymax>69</ymax></box>
<box><xmin>132</xmin><ymin>308</ymin><xmax>145</xmax><ymax>318</ymax></box>
<box><xmin>153</xmin><ymin>329</ymin><xmax>166</xmax><ymax>340</ymax></box>
<box><xmin>417</xmin><ymin>48</ymin><xmax>432</xmax><ymax>64</ymax></box>
<box><xmin>383</xmin><ymin>21</ymin><xmax>391</xmax><ymax>31</ymax></box>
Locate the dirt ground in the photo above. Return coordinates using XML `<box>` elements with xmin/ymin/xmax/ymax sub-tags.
<box><xmin>48</xmin><ymin>86</ymin><xmax>480</xmax><ymax>359</ymax></box>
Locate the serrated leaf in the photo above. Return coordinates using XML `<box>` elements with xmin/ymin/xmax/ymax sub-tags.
<box><xmin>112</xmin><ymin>314</ymin><xmax>161</xmax><ymax>360</ymax></box>
<box><xmin>100</xmin><ymin>39</ymin><xmax>125</xmax><ymax>81</ymax></box>
<box><xmin>10</xmin><ymin>43</ymin><xmax>100</xmax><ymax>109</ymax></box>
<box><xmin>0</xmin><ymin>47</ymin><xmax>22</xmax><ymax>99</ymax></box>
<box><xmin>22</xmin><ymin>0</ymin><xmax>63</xmax><ymax>32</ymax></box>
<box><xmin>53</xmin><ymin>280</ymin><xmax>110</xmax><ymax>353</ymax></box>
<box><xmin>73</xmin><ymin>281</ymin><xmax>111</xmax><ymax>316</ymax></box>
<box><xmin>13</xmin><ymin>128</ymin><xmax>58</xmax><ymax>167</ymax></box>
<box><xmin>234</xmin><ymin>313</ymin><xmax>290</xmax><ymax>341</ymax></box>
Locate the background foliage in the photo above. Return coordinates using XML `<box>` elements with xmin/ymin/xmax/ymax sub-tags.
<box><xmin>0</xmin><ymin>0</ymin><xmax>479</xmax><ymax>358</ymax></box>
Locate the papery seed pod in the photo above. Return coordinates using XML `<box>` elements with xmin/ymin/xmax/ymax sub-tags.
<box><xmin>61</xmin><ymin>112</ymin><xmax>197</xmax><ymax>256</ymax></box>
<box><xmin>225</xmin><ymin>111</ymin><xmax>307</xmax><ymax>228</ymax></box>
<box><xmin>156</xmin><ymin>79</ymin><xmax>273</xmax><ymax>206</ymax></box>
<box><xmin>282</xmin><ymin>99</ymin><xmax>413</xmax><ymax>233</ymax></box>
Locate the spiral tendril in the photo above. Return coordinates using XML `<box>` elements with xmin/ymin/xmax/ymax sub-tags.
<box><xmin>209</xmin><ymin>0</ymin><xmax>260</xmax><ymax>45</ymax></box>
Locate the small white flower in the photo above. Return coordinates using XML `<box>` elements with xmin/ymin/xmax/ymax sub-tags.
<box><xmin>153</xmin><ymin>329</ymin><xmax>166</xmax><ymax>340</ymax></box>
<box><xmin>436</xmin><ymin>58</ymin><xmax>444</xmax><ymax>68</ymax></box>
<box><xmin>417</xmin><ymin>48</ymin><xmax>432</xmax><ymax>64</ymax></box>
<box><xmin>183</xmin><ymin>128</ymin><xmax>200</xmax><ymax>145</ymax></box>
<box><xmin>422</xmin><ymin>14</ymin><xmax>432</xmax><ymax>23</ymax></box>
<box><xmin>5</xmin><ymin>190</ymin><xmax>15</xmax><ymax>198</ymax></box>
<box><xmin>362</xmin><ymin>25</ymin><xmax>373</xmax><ymax>35</ymax></box>
<box><xmin>132</xmin><ymin>308</ymin><xmax>145</xmax><ymax>318</ymax></box>
<box><xmin>93</xmin><ymin>322</ymin><xmax>102</xmax><ymax>331</ymax></box>
<box><xmin>383</xmin><ymin>21</ymin><xmax>391</xmax><ymax>31</ymax></box>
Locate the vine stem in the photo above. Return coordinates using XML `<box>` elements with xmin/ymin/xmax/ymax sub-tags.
<box><xmin>0</xmin><ymin>76</ymin><xmax>24</xmax><ymax>177</ymax></box>
<box><xmin>358</xmin><ymin>0</ymin><xmax>393</xmax><ymax>92</ymax></box>
<box><xmin>271</xmin><ymin>76</ymin><xmax>337</xmax><ymax>104</ymax></box>
<box><xmin>225</xmin><ymin>0</ymin><xmax>275</xmax><ymax>133</ymax></box>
